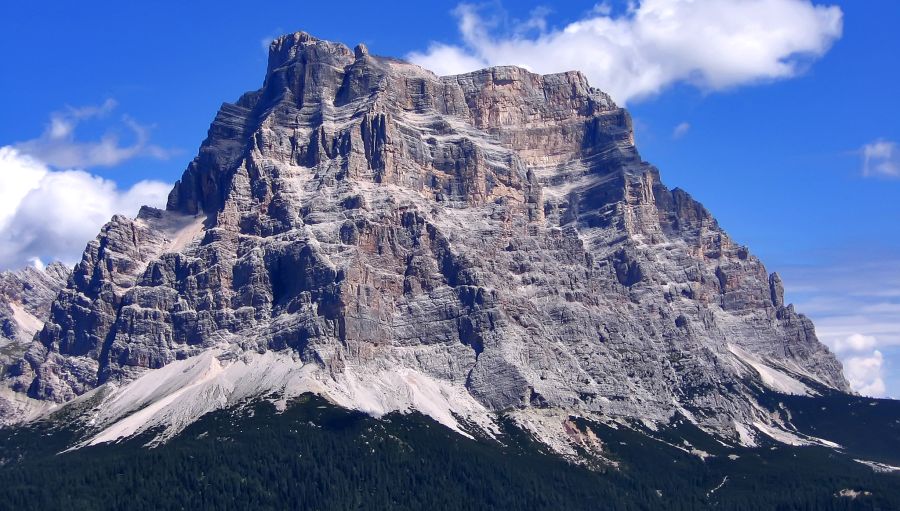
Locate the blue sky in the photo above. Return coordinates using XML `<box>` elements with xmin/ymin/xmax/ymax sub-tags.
<box><xmin>1</xmin><ymin>1</ymin><xmax>897</xmax><ymax>396</ymax></box>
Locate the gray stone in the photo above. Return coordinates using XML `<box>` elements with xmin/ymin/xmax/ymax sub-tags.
<box><xmin>0</xmin><ymin>262</ymin><xmax>70</xmax><ymax>421</ymax></box>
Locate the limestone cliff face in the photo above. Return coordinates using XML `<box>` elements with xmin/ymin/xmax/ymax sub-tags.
<box><xmin>0</xmin><ymin>263</ymin><xmax>70</xmax><ymax>358</ymax></box>
<box><xmin>0</xmin><ymin>262</ymin><xmax>70</xmax><ymax>422</ymax></box>
<box><xmin>10</xmin><ymin>33</ymin><xmax>846</xmax><ymax>440</ymax></box>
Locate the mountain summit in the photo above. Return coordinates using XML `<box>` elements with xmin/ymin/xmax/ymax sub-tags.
<box><xmin>2</xmin><ymin>32</ymin><xmax>850</xmax><ymax>453</ymax></box>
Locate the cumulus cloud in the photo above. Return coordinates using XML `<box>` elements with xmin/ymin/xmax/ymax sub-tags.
<box><xmin>408</xmin><ymin>0</ymin><xmax>843</xmax><ymax>104</ymax></box>
<box><xmin>14</xmin><ymin>99</ymin><xmax>174</xmax><ymax>169</ymax></box>
<box><xmin>782</xmin><ymin>256</ymin><xmax>900</xmax><ymax>397</ymax></box>
<box><xmin>0</xmin><ymin>147</ymin><xmax>171</xmax><ymax>270</ymax></box>
<box><xmin>828</xmin><ymin>333</ymin><xmax>886</xmax><ymax>397</ymax></box>
<box><xmin>861</xmin><ymin>139</ymin><xmax>899</xmax><ymax>178</ymax></box>
<box><xmin>787</xmin><ymin>259</ymin><xmax>900</xmax><ymax>351</ymax></box>
<box><xmin>833</xmin><ymin>333</ymin><xmax>878</xmax><ymax>353</ymax></box>
<box><xmin>672</xmin><ymin>122</ymin><xmax>691</xmax><ymax>139</ymax></box>
<box><xmin>843</xmin><ymin>350</ymin><xmax>886</xmax><ymax>397</ymax></box>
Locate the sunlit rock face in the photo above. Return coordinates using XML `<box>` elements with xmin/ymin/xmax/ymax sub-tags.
<box><xmin>0</xmin><ymin>262</ymin><xmax>70</xmax><ymax>422</ymax></box>
<box><xmin>0</xmin><ymin>262</ymin><xmax>70</xmax><ymax>361</ymax></box>
<box><xmin>6</xmin><ymin>32</ymin><xmax>847</xmax><ymax>444</ymax></box>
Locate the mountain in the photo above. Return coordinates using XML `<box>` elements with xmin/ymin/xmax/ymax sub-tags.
<box><xmin>0</xmin><ymin>263</ymin><xmax>69</xmax><ymax>351</ymax></box>
<box><xmin>0</xmin><ymin>32</ymin><xmax>897</xmax><ymax>508</ymax></box>
<box><xmin>0</xmin><ymin>262</ymin><xmax>69</xmax><ymax>423</ymax></box>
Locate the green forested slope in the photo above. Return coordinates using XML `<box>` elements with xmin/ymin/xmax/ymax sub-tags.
<box><xmin>0</xmin><ymin>393</ymin><xmax>897</xmax><ymax>511</ymax></box>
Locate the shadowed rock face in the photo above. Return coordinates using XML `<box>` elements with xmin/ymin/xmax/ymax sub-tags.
<box><xmin>10</xmin><ymin>32</ymin><xmax>846</xmax><ymax>438</ymax></box>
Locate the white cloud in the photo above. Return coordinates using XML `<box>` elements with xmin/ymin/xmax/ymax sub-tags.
<box><xmin>781</xmin><ymin>256</ymin><xmax>900</xmax><ymax>397</ymax></box>
<box><xmin>843</xmin><ymin>350</ymin><xmax>886</xmax><ymax>397</ymax></box>
<box><xmin>861</xmin><ymin>139</ymin><xmax>900</xmax><ymax>178</ymax></box>
<box><xmin>672</xmin><ymin>122</ymin><xmax>690</xmax><ymax>139</ymax></box>
<box><xmin>0</xmin><ymin>147</ymin><xmax>171</xmax><ymax>270</ymax></box>
<box><xmin>14</xmin><ymin>100</ymin><xmax>174</xmax><ymax>169</ymax></box>
<box><xmin>408</xmin><ymin>0</ymin><xmax>843</xmax><ymax>104</ymax></box>
<box><xmin>786</xmin><ymin>259</ymin><xmax>900</xmax><ymax>350</ymax></box>
<box><xmin>830</xmin><ymin>333</ymin><xmax>886</xmax><ymax>397</ymax></box>
<box><xmin>833</xmin><ymin>333</ymin><xmax>877</xmax><ymax>353</ymax></box>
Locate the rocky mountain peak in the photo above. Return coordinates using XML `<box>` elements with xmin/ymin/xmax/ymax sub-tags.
<box><xmin>167</xmin><ymin>31</ymin><xmax>627</xmax><ymax>221</ymax></box>
<box><xmin>2</xmin><ymin>32</ymin><xmax>849</xmax><ymax>452</ymax></box>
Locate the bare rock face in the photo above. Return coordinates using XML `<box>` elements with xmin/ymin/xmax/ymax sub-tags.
<box><xmin>0</xmin><ymin>263</ymin><xmax>70</xmax><ymax>360</ymax></box>
<box><xmin>6</xmin><ymin>33</ymin><xmax>847</xmax><ymax>444</ymax></box>
<box><xmin>0</xmin><ymin>262</ymin><xmax>70</xmax><ymax>421</ymax></box>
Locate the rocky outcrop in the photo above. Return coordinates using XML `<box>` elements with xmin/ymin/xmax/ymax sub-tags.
<box><xmin>5</xmin><ymin>32</ymin><xmax>847</xmax><ymax>445</ymax></box>
<box><xmin>0</xmin><ymin>263</ymin><xmax>70</xmax><ymax>361</ymax></box>
<box><xmin>0</xmin><ymin>262</ymin><xmax>70</xmax><ymax>422</ymax></box>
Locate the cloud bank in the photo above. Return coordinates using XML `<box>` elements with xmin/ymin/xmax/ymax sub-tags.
<box><xmin>408</xmin><ymin>0</ymin><xmax>843</xmax><ymax>104</ymax></box>
<box><xmin>0</xmin><ymin>149</ymin><xmax>170</xmax><ymax>271</ymax></box>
